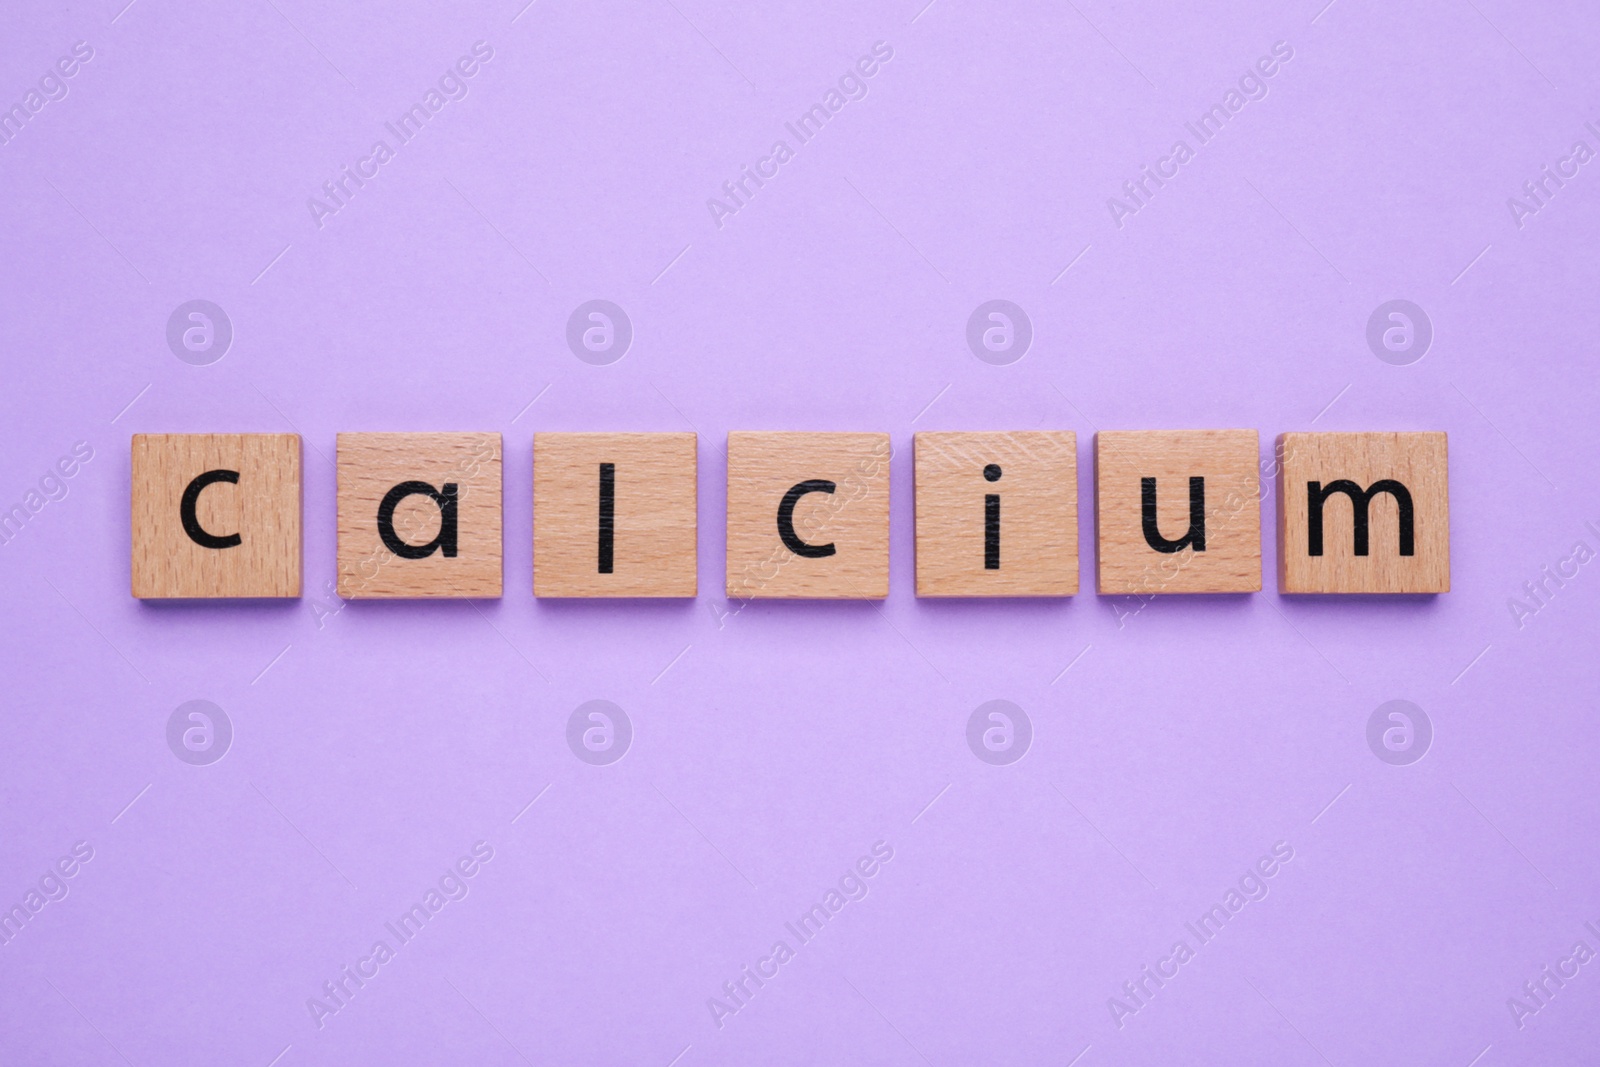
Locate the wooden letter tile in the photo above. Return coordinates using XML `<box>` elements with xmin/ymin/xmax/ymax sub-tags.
<box><xmin>131</xmin><ymin>433</ymin><xmax>301</xmax><ymax>599</ymax></box>
<box><xmin>1276</xmin><ymin>431</ymin><xmax>1449</xmax><ymax>594</ymax></box>
<box><xmin>337</xmin><ymin>432</ymin><xmax>502</xmax><ymax>599</ymax></box>
<box><xmin>534</xmin><ymin>432</ymin><xmax>697</xmax><ymax>597</ymax></box>
<box><xmin>726</xmin><ymin>432</ymin><xmax>890</xmax><ymax>599</ymax></box>
<box><xmin>914</xmin><ymin>431</ymin><xmax>1077</xmax><ymax>596</ymax></box>
<box><xmin>1095</xmin><ymin>430</ymin><xmax>1261</xmax><ymax>594</ymax></box>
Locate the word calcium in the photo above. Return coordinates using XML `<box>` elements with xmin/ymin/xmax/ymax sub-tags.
<box><xmin>129</xmin><ymin>428</ymin><xmax>1450</xmax><ymax>601</ymax></box>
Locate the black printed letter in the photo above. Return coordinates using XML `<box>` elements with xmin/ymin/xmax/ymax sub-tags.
<box><xmin>1141</xmin><ymin>476</ymin><xmax>1206</xmax><ymax>554</ymax></box>
<box><xmin>1307</xmin><ymin>480</ymin><xmax>1413</xmax><ymax>557</ymax></box>
<box><xmin>180</xmin><ymin>469</ymin><xmax>242</xmax><ymax>549</ymax></box>
<box><xmin>983</xmin><ymin>464</ymin><xmax>1002</xmax><ymax>569</ymax></box>
<box><xmin>377</xmin><ymin>481</ymin><xmax>458</xmax><ymax>559</ymax></box>
<box><xmin>598</xmin><ymin>463</ymin><xmax>615</xmax><ymax>574</ymax></box>
<box><xmin>777</xmin><ymin>480</ymin><xmax>837</xmax><ymax>558</ymax></box>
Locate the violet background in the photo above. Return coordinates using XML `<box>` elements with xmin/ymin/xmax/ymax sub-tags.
<box><xmin>2</xmin><ymin>0</ymin><xmax>1598</xmax><ymax>1063</ymax></box>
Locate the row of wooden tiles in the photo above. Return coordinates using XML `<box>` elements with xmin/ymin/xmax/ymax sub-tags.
<box><xmin>130</xmin><ymin>430</ymin><xmax>1449</xmax><ymax>599</ymax></box>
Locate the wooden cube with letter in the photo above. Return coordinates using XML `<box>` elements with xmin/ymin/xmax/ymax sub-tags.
<box><xmin>726</xmin><ymin>432</ymin><xmax>890</xmax><ymax>599</ymax></box>
<box><xmin>337</xmin><ymin>432</ymin><xmax>502</xmax><ymax>599</ymax></box>
<box><xmin>1095</xmin><ymin>430</ymin><xmax>1261</xmax><ymax>594</ymax></box>
<box><xmin>534</xmin><ymin>432</ymin><xmax>697</xmax><ymax>597</ymax></box>
<box><xmin>914</xmin><ymin>431</ymin><xmax>1078</xmax><ymax>596</ymax></box>
<box><xmin>1276</xmin><ymin>431</ymin><xmax>1449</xmax><ymax>594</ymax></box>
<box><xmin>131</xmin><ymin>433</ymin><xmax>301</xmax><ymax>599</ymax></box>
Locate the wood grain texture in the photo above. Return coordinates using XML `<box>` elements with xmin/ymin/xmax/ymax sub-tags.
<box><xmin>337</xmin><ymin>432</ymin><xmax>502</xmax><ymax>599</ymax></box>
<box><xmin>534</xmin><ymin>432</ymin><xmax>697</xmax><ymax>597</ymax></box>
<box><xmin>131</xmin><ymin>433</ymin><xmax>301</xmax><ymax>599</ymax></box>
<box><xmin>726</xmin><ymin>431</ymin><xmax>891</xmax><ymax>599</ymax></box>
<box><xmin>1095</xmin><ymin>430</ymin><xmax>1261</xmax><ymax>594</ymax></box>
<box><xmin>914</xmin><ymin>431</ymin><xmax>1077</xmax><ymax>596</ymax></box>
<box><xmin>1277</xmin><ymin>431</ymin><xmax>1449</xmax><ymax>594</ymax></box>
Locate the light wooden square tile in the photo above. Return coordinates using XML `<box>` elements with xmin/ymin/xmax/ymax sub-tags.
<box><xmin>337</xmin><ymin>432</ymin><xmax>502</xmax><ymax>599</ymax></box>
<box><xmin>1095</xmin><ymin>430</ymin><xmax>1260</xmax><ymax>594</ymax></box>
<box><xmin>534</xmin><ymin>432</ymin><xmax>697</xmax><ymax>597</ymax></box>
<box><xmin>726</xmin><ymin>432</ymin><xmax>890</xmax><ymax>599</ymax></box>
<box><xmin>132</xmin><ymin>433</ymin><xmax>301</xmax><ymax>599</ymax></box>
<box><xmin>915</xmin><ymin>431</ymin><xmax>1078</xmax><ymax>596</ymax></box>
<box><xmin>1276</xmin><ymin>431</ymin><xmax>1449</xmax><ymax>594</ymax></box>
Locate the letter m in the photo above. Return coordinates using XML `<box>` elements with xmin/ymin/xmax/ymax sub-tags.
<box><xmin>1307</xmin><ymin>480</ymin><xmax>1414</xmax><ymax>557</ymax></box>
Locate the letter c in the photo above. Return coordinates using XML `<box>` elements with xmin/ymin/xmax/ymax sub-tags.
<box><xmin>1156</xmin><ymin>955</ymin><xmax>1179</xmax><ymax>978</ymax></box>
<box><xmin>1558</xmin><ymin>154</ymin><xmax>1580</xmax><ymax>178</ymax></box>
<box><xmin>357</xmin><ymin>155</ymin><xmax>380</xmax><ymax>178</ymax></box>
<box><xmin>355</xmin><ymin>956</ymin><xmax>380</xmax><ymax>978</ymax></box>
<box><xmin>756</xmin><ymin>155</ymin><xmax>779</xmax><ymax>178</ymax></box>
<box><xmin>180</xmin><ymin>469</ymin><xmax>242</xmax><ymax>549</ymax></box>
<box><xmin>1558</xmin><ymin>955</ymin><xmax>1580</xmax><ymax>978</ymax></box>
<box><xmin>756</xmin><ymin>955</ymin><xmax>779</xmax><ymax>977</ymax></box>
<box><xmin>776</xmin><ymin>479</ymin><xmax>836</xmax><ymax>558</ymax></box>
<box><xmin>1156</xmin><ymin>155</ymin><xmax>1179</xmax><ymax>178</ymax></box>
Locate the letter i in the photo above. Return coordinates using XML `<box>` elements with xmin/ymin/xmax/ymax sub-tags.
<box><xmin>984</xmin><ymin>464</ymin><xmax>1002</xmax><ymax>570</ymax></box>
<box><xmin>598</xmin><ymin>463</ymin><xmax>615</xmax><ymax>574</ymax></box>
